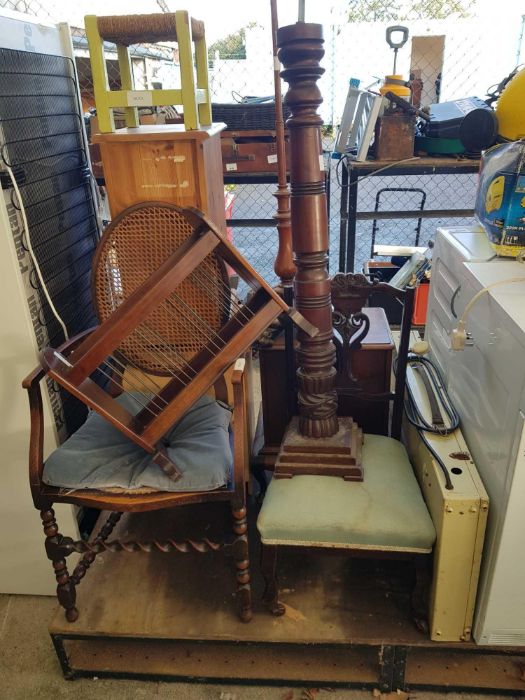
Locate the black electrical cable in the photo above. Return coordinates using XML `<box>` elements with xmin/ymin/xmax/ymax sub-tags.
<box><xmin>400</xmin><ymin>353</ymin><xmax>461</xmax><ymax>490</ymax></box>
<box><xmin>404</xmin><ymin>354</ymin><xmax>460</xmax><ymax>435</ymax></box>
<box><xmin>334</xmin><ymin>152</ymin><xmax>421</xmax><ymax>188</ymax></box>
<box><xmin>417</xmin><ymin>430</ymin><xmax>454</xmax><ymax>491</ymax></box>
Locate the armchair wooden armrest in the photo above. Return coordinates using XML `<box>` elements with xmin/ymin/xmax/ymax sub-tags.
<box><xmin>22</xmin><ymin>328</ymin><xmax>96</xmax><ymax>507</ymax></box>
<box><xmin>22</xmin><ymin>327</ymin><xmax>97</xmax><ymax>390</ymax></box>
<box><xmin>231</xmin><ymin>357</ymin><xmax>246</xmax><ymax>387</ymax></box>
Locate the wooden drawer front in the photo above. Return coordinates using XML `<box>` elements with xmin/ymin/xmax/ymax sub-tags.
<box><xmin>101</xmin><ymin>140</ymin><xmax>199</xmax><ymax>216</ymax></box>
<box><xmin>221</xmin><ymin>140</ymin><xmax>289</xmax><ymax>174</ymax></box>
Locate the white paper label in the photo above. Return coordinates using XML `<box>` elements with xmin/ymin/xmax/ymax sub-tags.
<box><xmin>319</xmin><ymin>154</ymin><xmax>325</xmax><ymax>171</ymax></box>
<box><xmin>225</xmin><ymin>163</ymin><xmax>238</xmax><ymax>171</ymax></box>
<box><xmin>126</xmin><ymin>90</ymin><xmax>152</xmax><ymax>106</ymax></box>
<box><xmin>153</xmin><ymin>154</ymin><xmax>186</xmax><ymax>163</ymax></box>
<box><xmin>234</xmin><ymin>357</ymin><xmax>246</xmax><ymax>372</ymax></box>
<box><xmin>267</xmin><ymin>154</ymin><xmax>278</xmax><ymax>164</ymax></box>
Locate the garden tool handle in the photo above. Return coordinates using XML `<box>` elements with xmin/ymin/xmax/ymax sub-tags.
<box><xmin>386</xmin><ymin>25</ymin><xmax>409</xmax><ymax>50</ymax></box>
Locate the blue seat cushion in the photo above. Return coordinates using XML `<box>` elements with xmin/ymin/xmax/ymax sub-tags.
<box><xmin>43</xmin><ymin>393</ymin><xmax>232</xmax><ymax>492</ymax></box>
<box><xmin>257</xmin><ymin>434</ymin><xmax>436</xmax><ymax>553</ymax></box>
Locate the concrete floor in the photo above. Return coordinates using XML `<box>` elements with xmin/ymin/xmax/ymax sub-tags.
<box><xmin>0</xmin><ymin>373</ymin><xmax>514</xmax><ymax>699</ymax></box>
<box><xmin>0</xmin><ymin>594</ymin><xmax>519</xmax><ymax>700</ymax></box>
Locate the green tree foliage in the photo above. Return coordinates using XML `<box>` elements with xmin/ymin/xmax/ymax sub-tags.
<box><xmin>410</xmin><ymin>0</ymin><xmax>473</xmax><ymax>18</ymax></box>
<box><xmin>347</xmin><ymin>0</ymin><xmax>473</xmax><ymax>22</ymax></box>
<box><xmin>208</xmin><ymin>28</ymin><xmax>246</xmax><ymax>61</ymax></box>
<box><xmin>348</xmin><ymin>0</ymin><xmax>402</xmax><ymax>21</ymax></box>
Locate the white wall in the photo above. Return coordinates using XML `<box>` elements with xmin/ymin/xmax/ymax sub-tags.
<box><xmin>410</xmin><ymin>35</ymin><xmax>445</xmax><ymax>106</ymax></box>
<box><xmin>209</xmin><ymin>24</ymin><xmax>274</xmax><ymax>104</ymax></box>
<box><xmin>330</xmin><ymin>12</ymin><xmax>524</xmax><ymax>125</ymax></box>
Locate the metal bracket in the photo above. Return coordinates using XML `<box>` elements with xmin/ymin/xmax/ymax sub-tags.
<box><xmin>378</xmin><ymin>644</ymin><xmax>396</xmax><ymax>693</ymax></box>
<box><xmin>392</xmin><ymin>646</ymin><xmax>408</xmax><ymax>691</ymax></box>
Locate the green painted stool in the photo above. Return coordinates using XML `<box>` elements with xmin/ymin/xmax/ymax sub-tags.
<box><xmin>85</xmin><ymin>11</ymin><xmax>212</xmax><ymax>133</ymax></box>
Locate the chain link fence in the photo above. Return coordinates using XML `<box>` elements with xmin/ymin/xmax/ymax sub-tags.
<box><xmin>1</xmin><ymin>0</ymin><xmax>524</xmax><ymax>284</ymax></box>
<box><xmin>207</xmin><ymin>0</ymin><xmax>523</xmax><ymax>277</ymax></box>
<box><xmin>331</xmin><ymin>0</ymin><xmax>475</xmax><ymax>272</ymax></box>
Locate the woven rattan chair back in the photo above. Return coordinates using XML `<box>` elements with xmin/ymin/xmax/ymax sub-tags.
<box><xmin>92</xmin><ymin>202</ymin><xmax>229</xmax><ymax>375</ymax></box>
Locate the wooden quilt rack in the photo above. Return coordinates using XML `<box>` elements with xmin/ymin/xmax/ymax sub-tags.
<box><xmin>41</xmin><ymin>202</ymin><xmax>316</xmax><ymax>481</ymax></box>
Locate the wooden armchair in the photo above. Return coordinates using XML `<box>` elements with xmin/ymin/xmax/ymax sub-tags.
<box><xmin>24</xmin><ymin>350</ymin><xmax>252</xmax><ymax>622</ymax></box>
<box><xmin>22</xmin><ymin>203</ymin><xmax>266</xmax><ymax>624</ymax></box>
<box><xmin>257</xmin><ymin>274</ymin><xmax>436</xmax><ymax>627</ymax></box>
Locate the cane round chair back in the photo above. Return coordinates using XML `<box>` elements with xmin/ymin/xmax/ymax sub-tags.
<box><xmin>92</xmin><ymin>202</ymin><xmax>230</xmax><ymax>376</ymax></box>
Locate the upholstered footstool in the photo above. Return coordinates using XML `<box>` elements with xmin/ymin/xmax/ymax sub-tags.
<box><xmin>257</xmin><ymin>434</ymin><xmax>436</xmax><ymax>619</ymax></box>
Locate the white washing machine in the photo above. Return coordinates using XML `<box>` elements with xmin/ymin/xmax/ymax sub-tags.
<box><xmin>427</xmin><ymin>227</ymin><xmax>525</xmax><ymax>644</ymax></box>
<box><xmin>426</xmin><ymin>225</ymin><xmax>496</xmax><ymax>379</ymax></box>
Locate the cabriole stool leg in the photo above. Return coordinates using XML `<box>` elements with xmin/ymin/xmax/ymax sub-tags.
<box><xmin>261</xmin><ymin>544</ymin><xmax>285</xmax><ymax>616</ymax></box>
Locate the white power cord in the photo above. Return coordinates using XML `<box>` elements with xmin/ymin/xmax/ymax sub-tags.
<box><xmin>451</xmin><ymin>276</ymin><xmax>525</xmax><ymax>350</ymax></box>
<box><xmin>6</xmin><ymin>163</ymin><xmax>69</xmax><ymax>340</ymax></box>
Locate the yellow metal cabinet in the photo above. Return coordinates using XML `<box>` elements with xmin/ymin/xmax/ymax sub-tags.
<box><xmin>393</xmin><ymin>330</ymin><xmax>489</xmax><ymax>642</ymax></box>
<box><xmin>405</xmin><ymin>421</ymin><xmax>488</xmax><ymax>642</ymax></box>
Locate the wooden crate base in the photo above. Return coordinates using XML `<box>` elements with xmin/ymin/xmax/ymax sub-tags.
<box><xmin>49</xmin><ymin>508</ymin><xmax>525</xmax><ymax>693</ymax></box>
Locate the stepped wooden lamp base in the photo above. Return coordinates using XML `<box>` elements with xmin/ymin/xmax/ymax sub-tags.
<box><xmin>274</xmin><ymin>416</ymin><xmax>364</xmax><ymax>481</ymax></box>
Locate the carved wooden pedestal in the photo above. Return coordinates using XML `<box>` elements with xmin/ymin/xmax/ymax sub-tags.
<box><xmin>255</xmin><ymin>304</ymin><xmax>394</xmax><ymax>471</ymax></box>
<box><xmin>275</xmin><ymin>22</ymin><xmax>362</xmax><ymax>479</ymax></box>
<box><xmin>275</xmin><ymin>416</ymin><xmax>363</xmax><ymax>480</ymax></box>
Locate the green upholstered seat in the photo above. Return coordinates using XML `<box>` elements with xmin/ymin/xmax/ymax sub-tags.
<box><xmin>257</xmin><ymin>434</ymin><xmax>435</xmax><ymax>553</ymax></box>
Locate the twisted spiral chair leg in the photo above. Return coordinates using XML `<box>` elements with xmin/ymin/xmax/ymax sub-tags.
<box><xmin>40</xmin><ymin>508</ymin><xmax>78</xmax><ymax>623</ymax></box>
<box><xmin>70</xmin><ymin>511</ymin><xmax>123</xmax><ymax>586</ymax></box>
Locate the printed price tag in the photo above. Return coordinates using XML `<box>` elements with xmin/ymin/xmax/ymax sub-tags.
<box><xmin>126</xmin><ymin>90</ymin><xmax>152</xmax><ymax>106</ymax></box>
<box><xmin>267</xmin><ymin>154</ymin><xmax>278</xmax><ymax>164</ymax></box>
<box><xmin>225</xmin><ymin>163</ymin><xmax>238</xmax><ymax>171</ymax></box>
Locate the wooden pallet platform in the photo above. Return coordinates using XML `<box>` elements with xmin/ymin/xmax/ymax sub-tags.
<box><xmin>50</xmin><ymin>505</ymin><xmax>525</xmax><ymax>693</ymax></box>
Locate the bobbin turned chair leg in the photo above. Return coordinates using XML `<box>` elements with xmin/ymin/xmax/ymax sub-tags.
<box><xmin>261</xmin><ymin>544</ymin><xmax>285</xmax><ymax>616</ymax></box>
<box><xmin>40</xmin><ymin>508</ymin><xmax>78</xmax><ymax>623</ymax></box>
<box><xmin>231</xmin><ymin>505</ymin><xmax>252</xmax><ymax>622</ymax></box>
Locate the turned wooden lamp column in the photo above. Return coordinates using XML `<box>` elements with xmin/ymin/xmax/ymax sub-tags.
<box><xmin>275</xmin><ymin>22</ymin><xmax>363</xmax><ymax>480</ymax></box>
<box><xmin>271</xmin><ymin>0</ymin><xmax>295</xmax><ymax>296</ymax></box>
